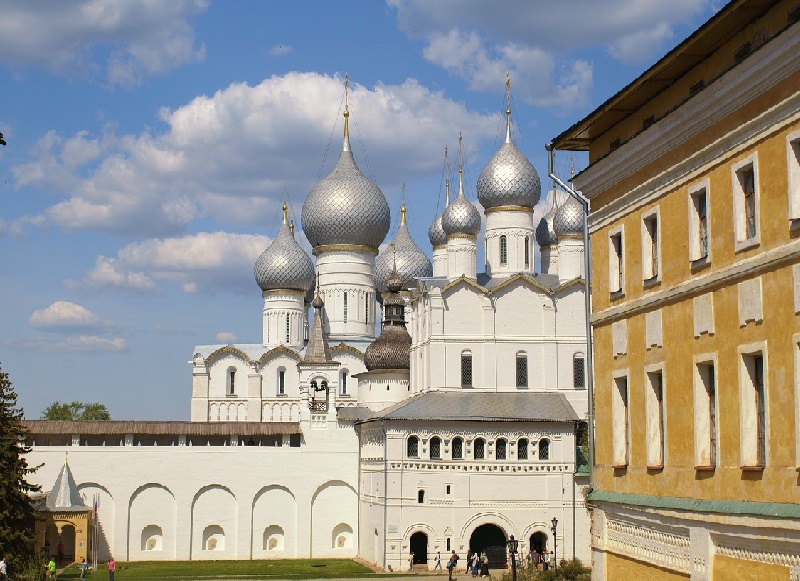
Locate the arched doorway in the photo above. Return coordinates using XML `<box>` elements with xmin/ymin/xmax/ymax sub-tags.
<box><xmin>469</xmin><ymin>524</ymin><xmax>507</xmax><ymax>568</ymax></box>
<box><xmin>410</xmin><ymin>532</ymin><xmax>428</xmax><ymax>565</ymax></box>
<box><xmin>530</xmin><ymin>531</ymin><xmax>548</xmax><ymax>554</ymax></box>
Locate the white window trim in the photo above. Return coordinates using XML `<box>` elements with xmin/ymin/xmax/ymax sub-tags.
<box><xmin>738</xmin><ymin>341</ymin><xmax>768</xmax><ymax>468</ymax></box>
<box><xmin>692</xmin><ymin>354</ymin><xmax>718</xmax><ymax>469</ymax></box>
<box><xmin>644</xmin><ymin>363</ymin><xmax>666</xmax><ymax>469</ymax></box>
<box><xmin>277</xmin><ymin>367</ymin><xmax>286</xmax><ymax>397</ymax></box>
<box><xmin>787</xmin><ymin>129</ymin><xmax>800</xmax><ymax>224</ymax></box>
<box><xmin>641</xmin><ymin>207</ymin><xmax>661</xmax><ymax>284</ymax></box>
<box><xmin>731</xmin><ymin>154</ymin><xmax>760</xmax><ymax>252</ymax></box>
<box><xmin>608</xmin><ymin>225</ymin><xmax>625</xmax><ymax>296</ymax></box>
<box><xmin>688</xmin><ymin>179</ymin><xmax>711</xmax><ymax>265</ymax></box>
<box><xmin>612</xmin><ymin>369</ymin><xmax>630</xmax><ymax>468</ymax></box>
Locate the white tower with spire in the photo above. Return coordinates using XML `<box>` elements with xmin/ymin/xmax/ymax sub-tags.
<box><xmin>442</xmin><ymin>136</ymin><xmax>481</xmax><ymax>280</ymax></box>
<box><xmin>428</xmin><ymin>147</ymin><xmax>451</xmax><ymax>278</ymax></box>
<box><xmin>477</xmin><ymin>74</ymin><xmax>539</xmax><ymax>279</ymax></box>
<box><xmin>301</xmin><ymin>74</ymin><xmax>390</xmax><ymax>342</ymax></box>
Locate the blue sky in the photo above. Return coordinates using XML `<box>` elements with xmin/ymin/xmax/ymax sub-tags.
<box><xmin>0</xmin><ymin>0</ymin><xmax>719</xmax><ymax>419</ymax></box>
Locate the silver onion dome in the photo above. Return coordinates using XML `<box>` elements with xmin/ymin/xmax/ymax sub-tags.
<box><xmin>255</xmin><ymin>205</ymin><xmax>316</xmax><ymax>292</ymax></box>
<box><xmin>375</xmin><ymin>206</ymin><xmax>432</xmax><ymax>292</ymax></box>
<box><xmin>553</xmin><ymin>196</ymin><xmax>585</xmax><ymax>237</ymax></box>
<box><xmin>428</xmin><ymin>212</ymin><xmax>447</xmax><ymax>248</ymax></box>
<box><xmin>477</xmin><ymin>125</ymin><xmax>541</xmax><ymax>209</ymax></box>
<box><xmin>536</xmin><ymin>204</ymin><xmax>558</xmax><ymax>247</ymax></box>
<box><xmin>301</xmin><ymin>115</ymin><xmax>390</xmax><ymax>250</ymax></box>
<box><xmin>442</xmin><ymin>170</ymin><xmax>481</xmax><ymax>237</ymax></box>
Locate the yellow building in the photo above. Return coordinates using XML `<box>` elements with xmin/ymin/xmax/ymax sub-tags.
<box><xmin>552</xmin><ymin>0</ymin><xmax>800</xmax><ymax>579</ymax></box>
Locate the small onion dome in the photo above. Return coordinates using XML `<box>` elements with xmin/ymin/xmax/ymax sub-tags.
<box><xmin>428</xmin><ymin>212</ymin><xmax>447</xmax><ymax>248</ymax></box>
<box><xmin>375</xmin><ymin>206</ymin><xmax>433</xmax><ymax>292</ymax></box>
<box><xmin>364</xmin><ymin>267</ymin><xmax>411</xmax><ymax>371</ymax></box>
<box><xmin>301</xmin><ymin>106</ymin><xmax>390</xmax><ymax>250</ymax></box>
<box><xmin>535</xmin><ymin>205</ymin><xmax>558</xmax><ymax>247</ymax></box>
<box><xmin>477</xmin><ymin>123</ymin><xmax>540</xmax><ymax>209</ymax></box>
<box><xmin>442</xmin><ymin>168</ymin><xmax>481</xmax><ymax>237</ymax></box>
<box><xmin>254</xmin><ymin>203</ymin><xmax>315</xmax><ymax>292</ymax></box>
<box><xmin>553</xmin><ymin>196</ymin><xmax>585</xmax><ymax>238</ymax></box>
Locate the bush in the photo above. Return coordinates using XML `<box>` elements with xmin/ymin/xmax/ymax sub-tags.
<box><xmin>495</xmin><ymin>558</ymin><xmax>590</xmax><ymax>581</ymax></box>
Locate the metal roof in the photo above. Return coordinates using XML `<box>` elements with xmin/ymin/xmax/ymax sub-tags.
<box><xmin>24</xmin><ymin>420</ymin><xmax>302</xmax><ymax>436</ymax></box>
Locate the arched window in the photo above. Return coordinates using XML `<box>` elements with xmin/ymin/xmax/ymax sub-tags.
<box><xmin>461</xmin><ymin>351</ymin><xmax>473</xmax><ymax>388</ymax></box>
<box><xmin>407</xmin><ymin>435</ymin><xmax>419</xmax><ymax>458</ymax></box>
<box><xmin>277</xmin><ymin>368</ymin><xmax>286</xmax><ymax>395</ymax></box>
<box><xmin>227</xmin><ymin>367</ymin><xmax>236</xmax><ymax>395</ymax></box>
<box><xmin>518</xmin><ymin>438</ymin><xmax>529</xmax><ymax>460</ymax></box>
<box><xmin>573</xmin><ymin>353</ymin><xmax>586</xmax><ymax>388</ymax></box>
<box><xmin>285</xmin><ymin>314</ymin><xmax>290</xmax><ymax>343</ymax></box>
<box><xmin>516</xmin><ymin>352</ymin><xmax>528</xmax><ymax>388</ymax></box>
<box><xmin>430</xmin><ymin>437</ymin><xmax>441</xmax><ymax>459</ymax></box>
<box><xmin>496</xmin><ymin>438</ymin><xmax>507</xmax><ymax>460</ymax></box>
<box><xmin>343</xmin><ymin>292</ymin><xmax>348</xmax><ymax>323</ymax></box>
<box><xmin>340</xmin><ymin>370</ymin><xmax>348</xmax><ymax>395</ymax></box>
<box><xmin>474</xmin><ymin>438</ymin><xmax>485</xmax><ymax>459</ymax></box>
<box><xmin>500</xmin><ymin>235</ymin><xmax>508</xmax><ymax>265</ymax></box>
<box><xmin>524</xmin><ymin>236</ymin><xmax>530</xmax><ymax>267</ymax></box>
<box><xmin>539</xmin><ymin>438</ymin><xmax>550</xmax><ymax>460</ymax></box>
<box><xmin>452</xmin><ymin>437</ymin><xmax>464</xmax><ymax>459</ymax></box>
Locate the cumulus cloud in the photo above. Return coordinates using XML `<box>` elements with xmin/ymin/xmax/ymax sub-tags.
<box><xmin>13</xmin><ymin>73</ymin><xmax>497</xmax><ymax>237</ymax></box>
<box><xmin>389</xmin><ymin>0</ymin><xmax>713</xmax><ymax>102</ymax></box>
<box><xmin>29</xmin><ymin>301</ymin><xmax>115</xmax><ymax>333</ymax></box>
<box><xmin>6</xmin><ymin>336</ymin><xmax>127</xmax><ymax>353</ymax></box>
<box><xmin>0</xmin><ymin>0</ymin><xmax>208</xmax><ymax>87</ymax></box>
<box><xmin>69</xmin><ymin>232</ymin><xmax>271</xmax><ymax>295</ymax></box>
<box><xmin>216</xmin><ymin>331</ymin><xmax>237</xmax><ymax>343</ymax></box>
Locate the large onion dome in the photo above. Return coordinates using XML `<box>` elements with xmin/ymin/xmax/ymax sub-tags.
<box><xmin>255</xmin><ymin>203</ymin><xmax>315</xmax><ymax>292</ymax></box>
<box><xmin>553</xmin><ymin>196</ymin><xmax>585</xmax><ymax>238</ymax></box>
<box><xmin>364</xmin><ymin>270</ymin><xmax>411</xmax><ymax>370</ymax></box>
<box><xmin>301</xmin><ymin>108</ymin><xmax>390</xmax><ymax>250</ymax></box>
<box><xmin>442</xmin><ymin>168</ymin><xmax>481</xmax><ymax>237</ymax></box>
<box><xmin>477</xmin><ymin>119</ymin><xmax>541</xmax><ymax>209</ymax></box>
<box><xmin>536</xmin><ymin>204</ymin><xmax>558</xmax><ymax>247</ymax></box>
<box><xmin>375</xmin><ymin>205</ymin><xmax>432</xmax><ymax>292</ymax></box>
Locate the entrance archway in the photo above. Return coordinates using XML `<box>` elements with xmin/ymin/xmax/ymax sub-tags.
<box><xmin>410</xmin><ymin>532</ymin><xmax>428</xmax><ymax>565</ymax></box>
<box><xmin>469</xmin><ymin>524</ymin><xmax>507</xmax><ymax>568</ymax></box>
<box><xmin>530</xmin><ymin>531</ymin><xmax>548</xmax><ymax>554</ymax></box>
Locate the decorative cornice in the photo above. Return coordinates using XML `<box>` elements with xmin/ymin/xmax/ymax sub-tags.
<box><xmin>590</xmin><ymin>237</ymin><xmax>800</xmax><ymax>326</ymax></box>
<box><xmin>205</xmin><ymin>345</ymin><xmax>253</xmax><ymax>365</ymax></box>
<box><xmin>262</xmin><ymin>289</ymin><xmax>306</xmax><ymax>298</ymax></box>
<box><xmin>313</xmin><ymin>244</ymin><xmax>379</xmax><ymax>256</ymax></box>
<box><xmin>432</xmin><ymin>245</ymin><xmax>447</xmax><ymax>251</ymax></box>
<box><xmin>254</xmin><ymin>345</ymin><xmax>302</xmax><ymax>365</ymax></box>
<box><xmin>447</xmin><ymin>233</ymin><xmax>478</xmax><ymax>240</ymax></box>
<box><xmin>484</xmin><ymin>205</ymin><xmax>533</xmax><ymax>214</ymax></box>
<box><xmin>330</xmin><ymin>342</ymin><xmax>364</xmax><ymax>357</ymax></box>
<box><xmin>442</xmin><ymin>276</ymin><xmax>488</xmax><ymax>294</ymax></box>
<box><xmin>490</xmin><ymin>273</ymin><xmax>553</xmax><ymax>295</ymax></box>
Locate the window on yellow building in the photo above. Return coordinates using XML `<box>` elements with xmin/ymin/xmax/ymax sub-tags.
<box><xmin>641</xmin><ymin>209</ymin><xmax>660</xmax><ymax>282</ymax></box>
<box><xmin>645</xmin><ymin>368</ymin><xmax>665</xmax><ymax>469</ymax></box>
<box><xmin>740</xmin><ymin>349</ymin><xmax>767</xmax><ymax>468</ymax></box>
<box><xmin>788</xmin><ymin>132</ymin><xmax>800</xmax><ymax>222</ymax></box>
<box><xmin>732</xmin><ymin>156</ymin><xmax>760</xmax><ymax>250</ymax></box>
<box><xmin>612</xmin><ymin>374</ymin><xmax>629</xmax><ymax>467</ymax></box>
<box><xmin>689</xmin><ymin>183</ymin><xmax>710</xmax><ymax>263</ymax></box>
<box><xmin>693</xmin><ymin>360</ymin><xmax>717</xmax><ymax>469</ymax></box>
<box><xmin>609</xmin><ymin>229</ymin><xmax>624</xmax><ymax>295</ymax></box>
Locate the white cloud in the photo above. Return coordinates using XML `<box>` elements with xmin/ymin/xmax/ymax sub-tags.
<box><xmin>71</xmin><ymin>231</ymin><xmax>271</xmax><ymax>295</ymax></box>
<box><xmin>6</xmin><ymin>336</ymin><xmax>127</xmax><ymax>353</ymax></box>
<box><xmin>608</xmin><ymin>23</ymin><xmax>675</xmax><ymax>65</ymax></box>
<box><xmin>269</xmin><ymin>45</ymin><xmax>292</xmax><ymax>56</ymax></box>
<box><xmin>13</xmin><ymin>73</ymin><xmax>498</xmax><ymax>237</ymax></box>
<box><xmin>29</xmin><ymin>301</ymin><xmax>114</xmax><ymax>333</ymax></box>
<box><xmin>216</xmin><ymin>332</ymin><xmax>237</xmax><ymax>343</ymax></box>
<box><xmin>0</xmin><ymin>0</ymin><xmax>208</xmax><ymax>87</ymax></box>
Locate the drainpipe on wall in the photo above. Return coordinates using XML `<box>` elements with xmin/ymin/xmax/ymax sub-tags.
<box><xmin>545</xmin><ymin>142</ymin><xmax>594</xmax><ymax>494</ymax></box>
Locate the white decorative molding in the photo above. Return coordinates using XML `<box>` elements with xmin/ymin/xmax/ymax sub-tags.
<box><xmin>716</xmin><ymin>543</ymin><xmax>800</xmax><ymax>569</ymax></box>
<box><xmin>606</xmin><ymin>518</ymin><xmax>690</xmax><ymax>574</ymax></box>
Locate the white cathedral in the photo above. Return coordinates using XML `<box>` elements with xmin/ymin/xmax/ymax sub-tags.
<box><xmin>25</xmin><ymin>86</ymin><xmax>591</xmax><ymax>570</ymax></box>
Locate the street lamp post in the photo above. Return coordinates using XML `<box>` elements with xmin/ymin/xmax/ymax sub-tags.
<box><xmin>550</xmin><ymin>517</ymin><xmax>558</xmax><ymax>571</ymax></box>
<box><xmin>506</xmin><ymin>535</ymin><xmax>519</xmax><ymax>581</ymax></box>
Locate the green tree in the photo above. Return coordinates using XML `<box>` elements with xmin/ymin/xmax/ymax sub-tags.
<box><xmin>0</xmin><ymin>363</ymin><xmax>40</xmax><ymax>564</ymax></box>
<box><xmin>41</xmin><ymin>401</ymin><xmax>111</xmax><ymax>421</ymax></box>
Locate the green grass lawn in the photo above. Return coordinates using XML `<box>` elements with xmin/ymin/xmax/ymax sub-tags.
<box><xmin>55</xmin><ymin>559</ymin><xmax>387</xmax><ymax>580</ymax></box>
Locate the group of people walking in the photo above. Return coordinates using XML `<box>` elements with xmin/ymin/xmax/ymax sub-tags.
<box><xmin>428</xmin><ymin>546</ymin><xmax>556</xmax><ymax>576</ymax></box>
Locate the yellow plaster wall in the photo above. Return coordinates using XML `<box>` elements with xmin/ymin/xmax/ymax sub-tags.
<box><xmin>605</xmin><ymin>552</ymin><xmax>690</xmax><ymax>580</ymax></box>
<box><xmin>713</xmin><ymin>554</ymin><xmax>790</xmax><ymax>581</ymax></box>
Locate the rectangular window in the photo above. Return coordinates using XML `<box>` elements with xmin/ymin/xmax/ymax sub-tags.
<box><xmin>524</xmin><ymin>236</ymin><xmax>530</xmax><ymax>267</ymax></box>
<box><xmin>365</xmin><ymin>293</ymin><xmax>370</xmax><ymax>325</ymax></box>
<box><xmin>573</xmin><ymin>355</ymin><xmax>586</xmax><ymax>388</ymax></box>
<box><xmin>461</xmin><ymin>353</ymin><xmax>473</xmax><ymax>388</ymax></box>
<box><xmin>732</xmin><ymin>156</ymin><xmax>760</xmax><ymax>250</ymax></box>
<box><xmin>612</xmin><ymin>374</ymin><xmax>629</xmax><ymax>467</ymax></box>
<box><xmin>452</xmin><ymin>438</ymin><xmax>463</xmax><ymax>459</ymax></box>
<box><xmin>285</xmin><ymin>315</ymin><xmax>290</xmax><ymax>343</ymax></box>
<box><xmin>516</xmin><ymin>354</ymin><xmax>528</xmax><ymax>388</ymax></box>
<box><xmin>446</xmin><ymin>484</ymin><xmax>451</xmax><ymax>495</ymax></box>
<box><xmin>740</xmin><ymin>350</ymin><xmax>767</xmax><ymax>468</ymax></box>
<box><xmin>689</xmin><ymin>184</ymin><xmax>710</xmax><ymax>262</ymax></box>
<box><xmin>641</xmin><ymin>210</ymin><xmax>659</xmax><ymax>282</ymax></box>
<box><xmin>340</xmin><ymin>371</ymin><xmax>348</xmax><ymax>395</ymax></box>
<box><xmin>693</xmin><ymin>360</ymin><xmax>717</xmax><ymax>468</ymax></box>
<box><xmin>645</xmin><ymin>369</ymin><xmax>665</xmax><ymax>468</ymax></box>
<box><xmin>343</xmin><ymin>292</ymin><xmax>348</xmax><ymax>323</ymax></box>
<box><xmin>278</xmin><ymin>370</ymin><xmax>285</xmax><ymax>395</ymax></box>
<box><xmin>788</xmin><ymin>133</ymin><xmax>800</xmax><ymax>221</ymax></box>
<box><xmin>430</xmin><ymin>438</ymin><xmax>441</xmax><ymax>459</ymax></box>
<box><xmin>609</xmin><ymin>229</ymin><xmax>624</xmax><ymax>294</ymax></box>
<box><xmin>474</xmin><ymin>439</ymin><xmax>485</xmax><ymax>459</ymax></box>
<box><xmin>500</xmin><ymin>236</ymin><xmax>508</xmax><ymax>266</ymax></box>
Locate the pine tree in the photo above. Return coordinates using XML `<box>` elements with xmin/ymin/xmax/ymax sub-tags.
<box><xmin>0</xmin><ymin>363</ymin><xmax>40</xmax><ymax>564</ymax></box>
